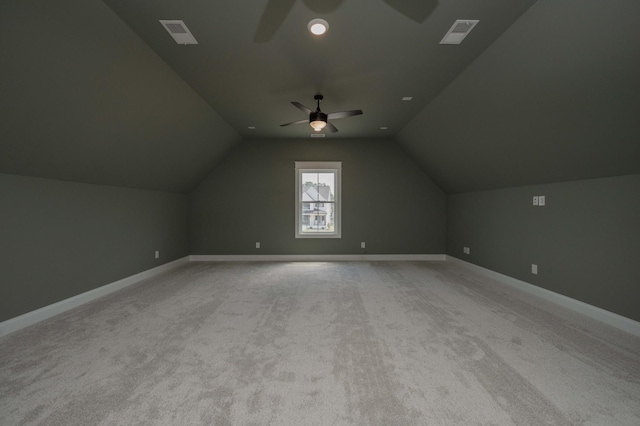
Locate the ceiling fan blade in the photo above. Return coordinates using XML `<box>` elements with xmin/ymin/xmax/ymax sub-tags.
<box><xmin>253</xmin><ymin>0</ymin><xmax>296</xmax><ymax>43</ymax></box>
<box><xmin>280</xmin><ymin>119</ymin><xmax>308</xmax><ymax>127</ymax></box>
<box><xmin>291</xmin><ymin>101</ymin><xmax>313</xmax><ymax>114</ymax></box>
<box><xmin>325</xmin><ymin>122</ymin><xmax>338</xmax><ymax>133</ymax></box>
<box><xmin>381</xmin><ymin>0</ymin><xmax>438</xmax><ymax>23</ymax></box>
<box><xmin>327</xmin><ymin>110</ymin><xmax>363</xmax><ymax>120</ymax></box>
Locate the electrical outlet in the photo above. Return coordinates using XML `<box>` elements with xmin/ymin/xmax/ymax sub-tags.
<box><xmin>464</xmin><ymin>247</ymin><xmax>470</xmax><ymax>254</ymax></box>
<box><xmin>155</xmin><ymin>250</ymin><xmax>159</xmax><ymax>259</ymax></box>
<box><xmin>255</xmin><ymin>242</ymin><xmax>260</xmax><ymax>249</ymax></box>
<box><xmin>539</xmin><ymin>195</ymin><xmax>545</xmax><ymax>206</ymax></box>
<box><xmin>533</xmin><ymin>196</ymin><xmax>539</xmax><ymax>206</ymax></box>
<box><xmin>361</xmin><ymin>242</ymin><xmax>366</xmax><ymax>249</ymax></box>
<box><xmin>531</xmin><ymin>264</ymin><xmax>538</xmax><ymax>275</ymax></box>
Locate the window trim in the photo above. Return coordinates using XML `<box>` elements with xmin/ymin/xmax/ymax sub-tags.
<box><xmin>295</xmin><ymin>161</ymin><xmax>342</xmax><ymax>239</ymax></box>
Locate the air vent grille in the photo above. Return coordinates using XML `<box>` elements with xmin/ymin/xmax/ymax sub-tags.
<box><xmin>165</xmin><ymin>23</ymin><xmax>187</xmax><ymax>34</ymax></box>
<box><xmin>310</xmin><ymin>133</ymin><xmax>326</xmax><ymax>138</ymax></box>
<box><xmin>452</xmin><ymin>21</ymin><xmax>474</xmax><ymax>33</ymax></box>
<box><xmin>159</xmin><ymin>20</ymin><xmax>198</xmax><ymax>45</ymax></box>
<box><xmin>440</xmin><ymin>20</ymin><xmax>479</xmax><ymax>45</ymax></box>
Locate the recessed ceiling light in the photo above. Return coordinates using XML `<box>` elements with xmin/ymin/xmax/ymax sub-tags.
<box><xmin>308</xmin><ymin>19</ymin><xmax>329</xmax><ymax>36</ymax></box>
<box><xmin>402</xmin><ymin>97</ymin><xmax>413</xmax><ymax>101</ymax></box>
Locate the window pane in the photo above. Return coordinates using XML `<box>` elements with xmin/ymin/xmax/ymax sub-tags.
<box><xmin>301</xmin><ymin>202</ymin><xmax>334</xmax><ymax>233</ymax></box>
<box><xmin>300</xmin><ymin>172</ymin><xmax>335</xmax><ymax>234</ymax></box>
<box><xmin>301</xmin><ymin>172</ymin><xmax>335</xmax><ymax>202</ymax></box>
<box><xmin>295</xmin><ymin>161</ymin><xmax>341</xmax><ymax>239</ymax></box>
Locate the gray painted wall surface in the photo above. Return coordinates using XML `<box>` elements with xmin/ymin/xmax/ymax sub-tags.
<box><xmin>0</xmin><ymin>174</ymin><xmax>189</xmax><ymax>322</ymax></box>
<box><xmin>189</xmin><ymin>139</ymin><xmax>446</xmax><ymax>255</ymax></box>
<box><xmin>447</xmin><ymin>174</ymin><xmax>640</xmax><ymax>322</ymax></box>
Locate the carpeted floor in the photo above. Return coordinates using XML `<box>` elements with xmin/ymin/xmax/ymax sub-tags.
<box><xmin>1</xmin><ymin>261</ymin><xmax>639</xmax><ymax>425</ymax></box>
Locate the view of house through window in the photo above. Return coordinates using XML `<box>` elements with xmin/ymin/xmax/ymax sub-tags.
<box><xmin>295</xmin><ymin>162</ymin><xmax>341</xmax><ymax>238</ymax></box>
<box><xmin>301</xmin><ymin>173</ymin><xmax>334</xmax><ymax>232</ymax></box>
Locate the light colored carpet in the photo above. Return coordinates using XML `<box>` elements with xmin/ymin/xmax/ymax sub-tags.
<box><xmin>1</xmin><ymin>261</ymin><xmax>639</xmax><ymax>425</ymax></box>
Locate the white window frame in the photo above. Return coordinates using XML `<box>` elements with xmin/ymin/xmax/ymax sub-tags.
<box><xmin>295</xmin><ymin>161</ymin><xmax>341</xmax><ymax>239</ymax></box>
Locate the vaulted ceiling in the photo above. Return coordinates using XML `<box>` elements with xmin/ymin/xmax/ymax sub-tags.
<box><xmin>1</xmin><ymin>0</ymin><xmax>639</xmax><ymax>194</ymax></box>
<box><xmin>102</xmin><ymin>0</ymin><xmax>536</xmax><ymax>140</ymax></box>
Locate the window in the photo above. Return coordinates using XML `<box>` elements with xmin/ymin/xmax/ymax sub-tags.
<box><xmin>295</xmin><ymin>161</ymin><xmax>341</xmax><ymax>238</ymax></box>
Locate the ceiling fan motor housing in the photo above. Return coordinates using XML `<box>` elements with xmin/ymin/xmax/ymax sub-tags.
<box><xmin>309</xmin><ymin>111</ymin><xmax>328</xmax><ymax>124</ymax></box>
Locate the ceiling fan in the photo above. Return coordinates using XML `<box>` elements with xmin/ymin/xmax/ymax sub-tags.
<box><xmin>280</xmin><ymin>94</ymin><xmax>363</xmax><ymax>133</ymax></box>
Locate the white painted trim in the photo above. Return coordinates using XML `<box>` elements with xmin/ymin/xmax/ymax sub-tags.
<box><xmin>294</xmin><ymin>161</ymin><xmax>342</xmax><ymax>169</ymax></box>
<box><xmin>0</xmin><ymin>256</ymin><xmax>190</xmax><ymax>338</ymax></box>
<box><xmin>447</xmin><ymin>256</ymin><xmax>640</xmax><ymax>337</ymax></box>
<box><xmin>190</xmin><ymin>254</ymin><xmax>446</xmax><ymax>262</ymax></box>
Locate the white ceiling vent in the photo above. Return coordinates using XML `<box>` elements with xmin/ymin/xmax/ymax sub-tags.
<box><xmin>310</xmin><ymin>133</ymin><xmax>326</xmax><ymax>138</ymax></box>
<box><xmin>160</xmin><ymin>20</ymin><xmax>198</xmax><ymax>45</ymax></box>
<box><xmin>440</xmin><ymin>20</ymin><xmax>479</xmax><ymax>45</ymax></box>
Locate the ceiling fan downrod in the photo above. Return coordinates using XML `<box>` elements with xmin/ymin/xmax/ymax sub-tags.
<box><xmin>314</xmin><ymin>94</ymin><xmax>323</xmax><ymax>111</ymax></box>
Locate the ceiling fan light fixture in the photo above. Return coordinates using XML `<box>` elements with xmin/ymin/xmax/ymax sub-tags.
<box><xmin>281</xmin><ymin>94</ymin><xmax>361</xmax><ymax>134</ymax></box>
<box><xmin>309</xmin><ymin>110</ymin><xmax>328</xmax><ymax>131</ymax></box>
<box><xmin>310</xmin><ymin>120</ymin><xmax>326</xmax><ymax>131</ymax></box>
<box><xmin>308</xmin><ymin>19</ymin><xmax>329</xmax><ymax>36</ymax></box>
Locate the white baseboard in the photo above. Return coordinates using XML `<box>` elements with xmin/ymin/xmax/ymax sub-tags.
<box><xmin>447</xmin><ymin>256</ymin><xmax>640</xmax><ymax>337</ymax></box>
<box><xmin>190</xmin><ymin>254</ymin><xmax>446</xmax><ymax>262</ymax></box>
<box><xmin>0</xmin><ymin>256</ymin><xmax>190</xmax><ymax>338</ymax></box>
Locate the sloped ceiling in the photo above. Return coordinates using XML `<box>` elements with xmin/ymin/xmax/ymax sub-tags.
<box><xmin>101</xmin><ymin>0</ymin><xmax>536</xmax><ymax>141</ymax></box>
<box><xmin>0</xmin><ymin>0</ymin><xmax>240</xmax><ymax>193</ymax></box>
<box><xmin>1</xmin><ymin>0</ymin><xmax>638</xmax><ymax>194</ymax></box>
<box><xmin>397</xmin><ymin>0</ymin><xmax>640</xmax><ymax>193</ymax></box>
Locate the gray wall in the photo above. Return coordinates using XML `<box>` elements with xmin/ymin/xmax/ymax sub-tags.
<box><xmin>447</xmin><ymin>174</ymin><xmax>640</xmax><ymax>322</ymax></box>
<box><xmin>189</xmin><ymin>139</ymin><xmax>446</xmax><ymax>255</ymax></box>
<box><xmin>0</xmin><ymin>174</ymin><xmax>189</xmax><ymax>322</ymax></box>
